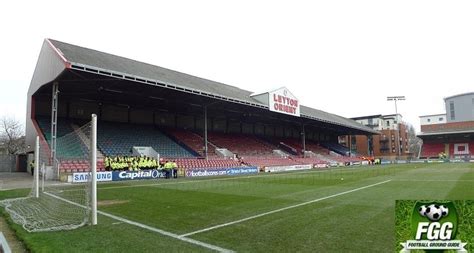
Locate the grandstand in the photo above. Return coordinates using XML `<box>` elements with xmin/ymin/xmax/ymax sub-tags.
<box><xmin>418</xmin><ymin>92</ymin><xmax>474</xmax><ymax>160</ymax></box>
<box><xmin>25</xmin><ymin>38</ymin><xmax>377</xmax><ymax>175</ymax></box>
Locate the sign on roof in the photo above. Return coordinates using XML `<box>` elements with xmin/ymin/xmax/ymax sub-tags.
<box><xmin>269</xmin><ymin>87</ymin><xmax>300</xmax><ymax>117</ymax></box>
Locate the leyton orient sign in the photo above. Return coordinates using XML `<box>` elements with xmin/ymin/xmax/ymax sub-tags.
<box><xmin>269</xmin><ymin>87</ymin><xmax>300</xmax><ymax>117</ymax></box>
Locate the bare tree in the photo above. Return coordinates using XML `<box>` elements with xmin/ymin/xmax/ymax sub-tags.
<box><xmin>0</xmin><ymin>116</ymin><xmax>25</xmax><ymax>155</ymax></box>
<box><xmin>407</xmin><ymin>124</ymin><xmax>422</xmax><ymax>159</ymax></box>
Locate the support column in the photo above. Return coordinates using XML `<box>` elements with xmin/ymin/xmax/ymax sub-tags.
<box><xmin>91</xmin><ymin>114</ymin><xmax>97</xmax><ymax>225</ymax></box>
<box><xmin>204</xmin><ymin>106</ymin><xmax>208</xmax><ymax>160</ymax></box>
<box><xmin>34</xmin><ymin>136</ymin><xmax>40</xmax><ymax>198</ymax></box>
<box><xmin>367</xmin><ymin>135</ymin><xmax>370</xmax><ymax>156</ymax></box>
<box><xmin>301</xmin><ymin>124</ymin><xmax>306</xmax><ymax>156</ymax></box>
<box><xmin>51</xmin><ymin>82</ymin><xmax>59</xmax><ymax>170</ymax></box>
<box><xmin>348</xmin><ymin>135</ymin><xmax>352</xmax><ymax>157</ymax></box>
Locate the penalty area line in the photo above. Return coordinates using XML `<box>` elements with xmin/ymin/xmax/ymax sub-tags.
<box><xmin>44</xmin><ymin>192</ymin><xmax>233</xmax><ymax>253</ymax></box>
<box><xmin>180</xmin><ymin>179</ymin><xmax>392</xmax><ymax>238</ymax></box>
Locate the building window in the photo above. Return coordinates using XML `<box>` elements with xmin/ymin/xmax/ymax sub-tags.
<box><xmin>450</xmin><ymin>101</ymin><xmax>455</xmax><ymax>120</ymax></box>
<box><xmin>439</xmin><ymin>117</ymin><xmax>443</xmax><ymax>121</ymax></box>
<box><xmin>427</xmin><ymin>118</ymin><xmax>431</xmax><ymax>122</ymax></box>
<box><xmin>386</xmin><ymin>120</ymin><xmax>390</xmax><ymax>127</ymax></box>
<box><xmin>368</xmin><ymin>118</ymin><xmax>373</xmax><ymax>125</ymax></box>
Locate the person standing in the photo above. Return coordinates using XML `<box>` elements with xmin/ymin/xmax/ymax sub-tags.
<box><xmin>30</xmin><ymin>160</ymin><xmax>35</xmax><ymax>176</ymax></box>
<box><xmin>164</xmin><ymin>161</ymin><xmax>171</xmax><ymax>179</ymax></box>
<box><xmin>172</xmin><ymin>160</ymin><xmax>178</xmax><ymax>178</ymax></box>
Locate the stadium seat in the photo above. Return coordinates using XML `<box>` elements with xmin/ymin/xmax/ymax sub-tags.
<box><xmin>166</xmin><ymin>128</ymin><xmax>217</xmax><ymax>157</ymax></box>
<box><xmin>420</xmin><ymin>143</ymin><xmax>444</xmax><ymax>158</ymax></box>
<box><xmin>207</xmin><ymin>132</ymin><xmax>276</xmax><ymax>156</ymax></box>
<box><xmin>97</xmin><ymin>122</ymin><xmax>195</xmax><ymax>158</ymax></box>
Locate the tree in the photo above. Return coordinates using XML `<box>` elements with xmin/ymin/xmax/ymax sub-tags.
<box><xmin>407</xmin><ymin>124</ymin><xmax>422</xmax><ymax>159</ymax></box>
<box><xmin>0</xmin><ymin>116</ymin><xmax>25</xmax><ymax>155</ymax></box>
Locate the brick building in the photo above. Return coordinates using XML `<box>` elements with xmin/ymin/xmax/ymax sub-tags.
<box><xmin>339</xmin><ymin>114</ymin><xmax>410</xmax><ymax>159</ymax></box>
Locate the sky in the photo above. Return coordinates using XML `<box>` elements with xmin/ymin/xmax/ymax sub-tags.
<box><xmin>1</xmin><ymin>0</ymin><xmax>473</xmax><ymax>133</ymax></box>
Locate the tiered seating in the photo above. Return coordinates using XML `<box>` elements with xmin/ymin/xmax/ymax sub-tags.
<box><xmin>279</xmin><ymin>138</ymin><xmax>331</xmax><ymax>156</ymax></box>
<box><xmin>321</xmin><ymin>142</ymin><xmax>350</xmax><ymax>156</ymax></box>
<box><xmin>166</xmin><ymin>128</ymin><xmax>216</xmax><ymax>157</ymax></box>
<box><xmin>59</xmin><ymin>159</ymin><xmax>105</xmax><ymax>173</ymax></box>
<box><xmin>208</xmin><ymin>133</ymin><xmax>275</xmax><ymax>156</ymax></box>
<box><xmin>278</xmin><ymin>138</ymin><xmax>304</xmax><ymax>155</ymax></box>
<box><xmin>309</xmin><ymin>144</ymin><xmax>331</xmax><ymax>155</ymax></box>
<box><xmin>421</xmin><ymin>143</ymin><xmax>444</xmax><ymax>158</ymax></box>
<box><xmin>277</xmin><ymin>139</ymin><xmax>360</xmax><ymax>163</ymax></box>
<box><xmin>242</xmin><ymin>157</ymin><xmax>304</xmax><ymax>167</ymax></box>
<box><xmin>175</xmin><ymin>158</ymin><xmax>241</xmax><ymax>169</ymax></box>
<box><xmin>97</xmin><ymin>122</ymin><xmax>195</xmax><ymax>158</ymax></box>
<box><xmin>36</xmin><ymin>117</ymin><xmax>88</xmax><ymax>160</ymax></box>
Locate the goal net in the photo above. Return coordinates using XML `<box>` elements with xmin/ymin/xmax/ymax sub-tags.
<box><xmin>0</xmin><ymin>117</ymin><xmax>97</xmax><ymax>232</ymax></box>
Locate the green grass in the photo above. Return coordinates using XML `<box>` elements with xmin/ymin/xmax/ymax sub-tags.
<box><xmin>1</xmin><ymin>163</ymin><xmax>474</xmax><ymax>252</ymax></box>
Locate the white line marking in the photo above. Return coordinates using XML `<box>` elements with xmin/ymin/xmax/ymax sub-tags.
<box><xmin>393</xmin><ymin>179</ymin><xmax>474</xmax><ymax>182</ymax></box>
<box><xmin>179</xmin><ymin>179</ymin><xmax>392</xmax><ymax>238</ymax></box>
<box><xmin>44</xmin><ymin>192</ymin><xmax>233</xmax><ymax>253</ymax></box>
<box><xmin>98</xmin><ymin>210</ymin><xmax>233</xmax><ymax>252</ymax></box>
<box><xmin>0</xmin><ymin>232</ymin><xmax>12</xmax><ymax>253</ymax></box>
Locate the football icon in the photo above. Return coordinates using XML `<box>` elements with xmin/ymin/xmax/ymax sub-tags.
<box><xmin>419</xmin><ymin>203</ymin><xmax>449</xmax><ymax>221</ymax></box>
<box><xmin>418</xmin><ymin>205</ymin><xmax>427</xmax><ymax>216</ymax></box>
<box><xmin>440</xmin><ymin>205</ymin><xmax>449</xmax><ymax>217</ymax></box>
<box><xmin>425</xmin><ymin>204</ymin><xmax>443</xmax><ymax>221</ymax></box>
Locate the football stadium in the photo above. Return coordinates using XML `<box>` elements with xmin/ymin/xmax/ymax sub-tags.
<box><xmin>0</xmin><ymin>39</ymin><xmax>473</xmax><ymax>252</ymax></box>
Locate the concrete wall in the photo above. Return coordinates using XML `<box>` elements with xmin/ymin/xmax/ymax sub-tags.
<box><xmin>445</xmin><ymin>93</ymin><xmax>474</xmax><ymax>122</ymax></box>
<box><xmin>0</xmin><ymin>155</ymin><xmax>15</xmax><ymax>173</ymax></box>
<box><xmin>420</xmin><ymin>114</ymin><xmax>446</xmax><ymax>126</ymax></box>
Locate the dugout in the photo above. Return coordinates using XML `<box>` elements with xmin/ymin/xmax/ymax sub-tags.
<box><xmin>25</xmin><ymin>39</ymin><xmax>377</xmax><ymax>156</ymax></box>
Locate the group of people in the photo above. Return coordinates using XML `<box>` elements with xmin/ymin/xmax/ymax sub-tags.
<box><xmin>104</xmin><ymin>156</ymin><xmax>178</xmax><ymax>178</ymax></box>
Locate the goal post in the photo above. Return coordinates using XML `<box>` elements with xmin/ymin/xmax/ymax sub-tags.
<box><xmin>91</xmin><ymin>114</ymin><xmax>97</xmax><ymax>225</ymax></box>
<box><xmin>34</xmin><ymin>136</ymin><xmax>40</xmax><ymax>198</ymax></box>
<box><xmin>0</xmin><ymin>114</ymin><xmax>98</xmax><ymax>232</ymax></box>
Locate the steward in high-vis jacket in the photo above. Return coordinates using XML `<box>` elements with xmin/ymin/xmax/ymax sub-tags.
<box><xmin>164</xmin><ymin>161</ymin><xmax>172</xmax><ymax>179</ymax></box>
<box><xmin>172</xmin><ymin>160</ymin><xmax>178</xmax><ymax>178</ymax></box>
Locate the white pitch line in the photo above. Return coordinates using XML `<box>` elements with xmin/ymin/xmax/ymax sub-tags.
<box><xmin>179</xmin><ymin>179</ymin><xmax>392</xmax><ymax>238</ymax></box>
<box><xmin>0</xmin><ymin>232</ymin><xmax>12</xmax><ymax>253</ymax></box>
<box><xmin>98</xmin><ymin>210</ymin><xmax>233</xmax><ymax>253</ymax></box>
<box><xmin>44</xmin><ymin>192</ymin><xmax>233</xmax><ymax>253</ymax></box>
<box><xmin>393</xmin><ymin>179</ymin><xmax>474</xmax><ymax>182</ymax></box>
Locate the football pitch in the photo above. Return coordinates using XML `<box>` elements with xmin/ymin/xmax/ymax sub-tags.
<box><xmin>1</xmin><ymin>163</ymin><xmax>473</xmax><ymax>252</ymax></box>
